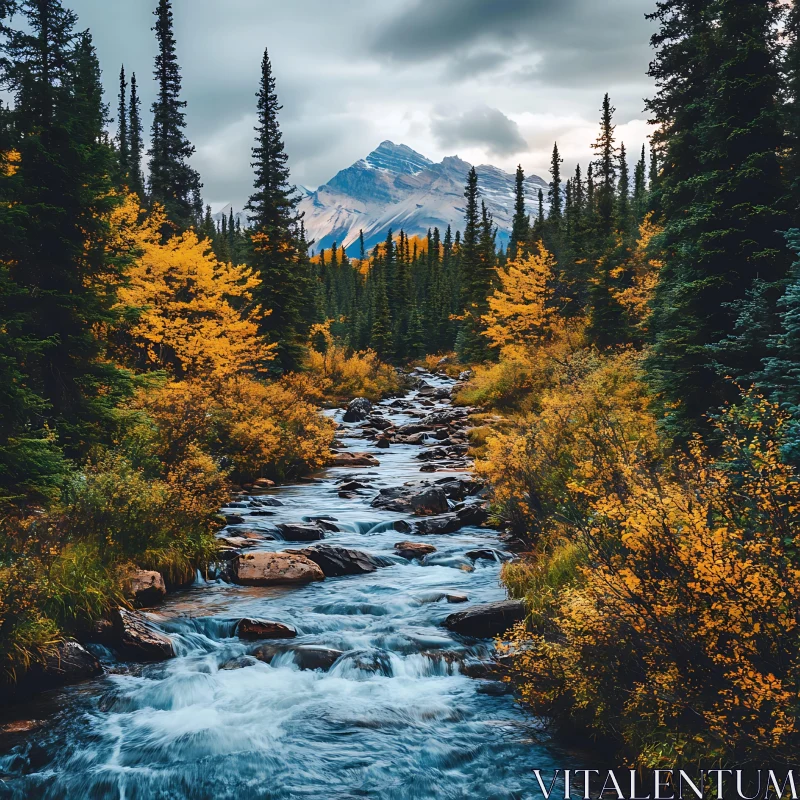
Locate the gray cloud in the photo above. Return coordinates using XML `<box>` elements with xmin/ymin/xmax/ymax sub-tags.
<box><xmin>431</xmin><ymin>106</ymin><xmax>528</xmax><ymax>157</ymax></box>
<box><xmin>61</xmin><ymin>0</ymin><xmax>654</xmax><ymax>209</ymax></box>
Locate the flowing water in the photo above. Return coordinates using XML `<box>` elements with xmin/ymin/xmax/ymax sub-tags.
<box><xmin>0</xmin><ymin>372</ymin><xmax>572</xmax><ymax>800</ymax></box>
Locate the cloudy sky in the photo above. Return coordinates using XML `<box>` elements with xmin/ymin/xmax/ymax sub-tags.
<box><xmin>67</xmin><ymin>0</ymin><xmax>656</xmax><ymax>212</ymax></box>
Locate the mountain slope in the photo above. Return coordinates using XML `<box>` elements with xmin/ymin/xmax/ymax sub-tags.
<box><xmin>298</xmin><ymin>141</ymin><xmax>549</xmax><ymax>255</ymax></box>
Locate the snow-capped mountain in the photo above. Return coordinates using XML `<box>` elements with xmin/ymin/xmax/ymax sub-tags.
<box><xmin>299</xmin><ymin>141</ymin><xmax>549</xmax><ymax>255</ymax></box>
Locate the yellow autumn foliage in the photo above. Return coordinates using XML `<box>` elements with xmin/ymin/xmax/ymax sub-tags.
<box><xmin>113</xmin><ymin>196</ymin><xmax>271</xmax><ymax>380</ymax></box>
<box><xmin>305</xmin><ymin>320</ymin><xmax>399</xmax><ymax>401</ymax></box>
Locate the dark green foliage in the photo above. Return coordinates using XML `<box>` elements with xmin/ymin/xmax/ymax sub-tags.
<box><xmin>245</xmin><ymin>47</ymin><xmax>311</xmax><ymax>372</ymax></box>
<box><xmin>647</xmin><ymin>0</ymin><xmax>791</xmax><ymax>438</ymax></box>
<box><xmin>0</xmin><ymin>2</ymin><xmax>132</xmax><ymax>461</ymax></box>
<box><xmin>548</xmin><ymin>143</ymin><xmax>563</xmax><ymax>225</ymax></box>
<box><xmin>148</xmin><ymin>0</ymin><xmax>201</xmax><ymax>232</ymax></box>
<box><xmin>117</xmin><ymin>65</ymin><xmax>129</xmax><ymax>184</ymax></box>
<box><xmin>128</xmin><ymin>72</ymin><xmax>145</xmax><ymax>199</ymax></box>
<box><xmin>509</xmin><ymin>164</ymin><xmax>529</xmax><ymax>260</ymax></box>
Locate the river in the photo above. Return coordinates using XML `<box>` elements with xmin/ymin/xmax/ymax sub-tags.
<box><xmin>0</xmin><ymin>370</ymin><xmax>570</xmax><ymax>800</ymax></box>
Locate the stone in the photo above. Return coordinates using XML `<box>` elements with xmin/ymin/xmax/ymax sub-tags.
<box><xmin>395</xmin><ymin>432</ymin><xmax>426</xmax><ymax>445</ymax></box>
<box><xmin>446</xmin><ymin>593</ymin><xmax>469</xmax><ymax>604</ymax></box>
<box><xmin>394</xmin><ymin>541</ymin><xmax>437</xmax><ymax>560</ymax></box>
<box><xmin>413</xmin><ymin>513</ymin><xmax>461</xmax><ymax>535</ymax></box>
<box><xmin>371</xmin><ymin>484</ymin><xmax>449</xmax><ymax>515</ymax></box>
<box><xmin>465</xmin><ymin>548</ymin><xmax>512</xmax><ymax>563</ymax></box>
<box><xmin>331</xmin><ymin>452</ymin><xmax>380</xmax><ymax>467</ymax></box>
<box><xmin>124</xmin><ymin>569</ymin><xmax>166</xmax><ymax>608</ymax></box>
<box><xmin>395</xmin><ymin>423</ymin><xmax>433</xmax><ymax>436</ymax></box>
<box><xmin>252</xmin><ymin>644</ymin><xmax>343</xmax><ymax>671</ymax></box>
<box><xmin>343</xmin><ymin>397</ymin><xmax>372</xmax><ymax>422</ymax></box>
<box><xmin>276</xmin><ymin>523</ymin><xmax>326</xmax><ymax>542</ymax></box>
<box><xmin>232</xmin><ymin>551</ymin><xmax>325</xmax><ymax>586</ymax></box>
<box><xmin>40</xmin><ymin>640</ymin><xmax>102</xmax><ymax>686</ymax></box>
<box><xmin>338</xmin><ymin>480</ymin><xmax>369</xmax><ymax>491</ymax></box>
<box><xmin>375</xmin><ymin>438</ymin><xmax>390</xmax><ymax>449</ymax></box>
<box><xmin>443</xmin><ymin>600</ymin><xmax>526</xmax><ymax>639</ymax></box>
<box><xmin>366</xmin><ymin>415</ymin><xmax>393</xmax><ymax>430</ymax></box>
<box><xmin>114</xmin><ymin>608</ymin><xmax>175</xmax><ymax>661</ymax></box>
<box><xmin>253</xmin><ymin>478</ymin><xmax>275</xmax><ymax>488</ymax></box>
<box><xmin>290</xmin><ymin>544</ymin><xmax>393</xmax><ymax>577</ymax></box>
<box><xmin>236</xmin><ymin>619</ymin><xmax>297</xmax><ymax>640</ymax></box>
<box><xmin>225</xmin><ymin>514</ymin><xmax>245</xmax><ymax>526</ymax></box>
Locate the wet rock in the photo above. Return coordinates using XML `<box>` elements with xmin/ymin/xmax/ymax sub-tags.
<box><xmin>236</xmin><ymin>619</ymin><xmax>297</xmax><ymax>640</ymax></box>
<box><xmin>413</xmin><ymin>513</ymin><xmax>461</xmax><ymax>535</ymax></box>
<box><xmin>290</xmin><ymin>544</ymin><xmax>393</xmax><ymax>577</ymax></box>
<box><xmin>276</xmin><ymin>523</ymin><xmax>326</xmax><ymax>542</ymax></box>
<box><xmin>247</xmin><ymin>510</ymin><xmax>276</xmax><ymax>517</ymax></box>
<box><xmin>124</xmin><ymin>570</ymin><xmax>166</xmax><ymax>608</ymax></box>
<box><xmin>371</xmin><ymin>484</ymin><xmax>448</xmax><ymax>515</ymax></box>
<box><xmin>312</xmin><ymin>519</ymin><xmax>340</xmax><ymax>533</ymax></box>
<box><xmin>394</xmin><ymin>541</ymin><xmax>437</xmax><ymax>560</ymax></box>
<box><xmin>252</xmin><ymin>644</ymin><xmax>343</xmax><ymax>671</ymax></box>
<box><xmin>219</xmin><ymin>655</ymin><xmax>258</xmax><ymax>671</ymax></box>
<box><xmin>395</xmin><ymin>432</ymin><xmax>426</xmax><ymax>445</ymax></box>
<box><xmin>395</xmin><ymin>423</ymin><xmax>433</xmax><ymax>436</ymax></box>
<box><xmin>331</xmin><ymin>452</ymin><xmax>380</xmax><ymax>467</ymax></box>
<box><xmin>256</xmin><ymin>497</ymin><xmax>284</xmax><ymax>507</ymax></box>
<box><xmin>114</xmin><ymin>609</ymin><xmax>175</xmax><ymax>661</ymax></box>
<box><xmin>375</xmin><ymin>437</ymin><xmax>391</xmax><ymax>449</ymax></box>
<box><xmin>253</xmin><ymin>478</ymin><xmax>275</xmax><ymax>489</ymax></box>
<box><xmin>366</xmin><ymin>415</ymin><xmax>393</xmax><ymax>430</ymax></box>
<box><xmin>337</xmin><ymin>648</ymin><xmax>393</xmax><ymax>676</ymax></box>
<box><xmin>0</xmin><ymin>719</ymin><xmax>47</xmax><ymax>736</ymax></box>
<box><xmin>393</xmin><ymin>520</ymin><xmax>412</xmax><ymax>533</ymax></box>
<box><xmin>343</xmin><ymin>397</ymin><xmax>372</xmax><ymax>422</ymax></box>
<box><xmin>338</xmin><ymin>480</ymin><xmax>369</xmax><ymax>491</ymax></box>
<box><xmin>465</xmin><ymin>548</ymin><xmax>512</xmax><ymax>563</ymax></box>
<box><xmin>38</xmin><ymin>640</ymin><xmax>102</xmax><ymax>687</ymax></box>
<box><xmin>417</xmin><ymin>447</ymin><xmax>449</xmax><ymax>461</ymax></box>
<box><xmin>224</xmin><ymin>513</ymin><xmax>246</xmax><ymax>525</ymax></box>
<box><xmin>443</xmin><ymin>600</ymin><xmax>526</xmax><ymax>639</ymax></box>
<box><xmin>232</xmin><ymin>551</ymin><xmax>325</xmax><ymax>586</ymax></box>
<box><xmin>419</xmin><ymin>464</ymin><xmax>437</xmax><ymax>473</ymax></box>
<box><xmin>458</xmin><ymin>370</ymin><xmax>473</xmax><ymax>382</ymax></box>
<box><xmin>227</xmin><ymin>501</ymin><xmax>249</xmax><ymax>509</ymax></box>
<box><xmin>421</xmin><ymin>408</ymin><xmax>469</xmax><ymax>427</ymax></box>
<box><xmin>446</xmin><ymin>593</ymin><xmax>469</xmax><ymax>603</ymax></box>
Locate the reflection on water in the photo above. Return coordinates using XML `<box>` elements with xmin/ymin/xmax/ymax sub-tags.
<box><xmin>0</xmin><ymin>373</ymin><xmax>566</xmax><ymax>799</ymax></box>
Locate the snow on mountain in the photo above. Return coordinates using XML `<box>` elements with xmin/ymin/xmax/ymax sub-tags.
<box><xmin>298</xmin><ymin>141</ymin><xmax>549</xmax><ymax>255</ymax></box>
<box><xmin>211</xmin><ymin>203</ymin><xmax>248</xmax><ymax>228</ymax></box>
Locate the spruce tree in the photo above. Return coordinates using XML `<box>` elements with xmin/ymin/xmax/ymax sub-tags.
<box><xmin>245</xmin><ymin>47</ymin><xmax>310</xmax><ymax>372</ymax></box>
<box><xmin>633</xmin><ymin>144</ymin><xmax>647</xmax><ymax>222</ymax></box>
<box><xmin>509</xmin><ymin>164</ymin><xmax>529</xmax><ymax>260</ymax></box>
<box><xmin>591</xmin><ymin>94</ymin><xmax>617</xmax><ymax>239</ymax></box>
<box><xmin>547</xmin><ymin>142</ymin><xmax>563</xmax><ymax>224</ymax></box>
<box><xmin>616</xmin><ymin>142</ymin><xmax>631</xmax><ymax>231</ymax></box>
<box><xmin>128</xmin><ymin>72</ymin><xmax>145</xmax><ymax>199</ymax></box>
<box><xmin>0</xmin><ymin>5</ymin><xmax>131</xmax><ymax>457</ymax></box>
<box><xmin>117</xmin><ymin>65</ymin><xmax>129</xmax><ymax>184</ymax></box>
<box><xmin>648</xmin><ymin>0</ymin><xmax>790</xmax><ymax>435</ymax></box>
<box><xmin>148</xmin><ymin>0</ymin><xmax>202</xmax><ymax>232</ymax></box>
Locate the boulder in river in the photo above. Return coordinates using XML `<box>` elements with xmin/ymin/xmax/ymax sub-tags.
<box><xmin>288</xmin><ymin>544</ymin><xmax>393</xmax><ymax>577</ymax></box>
<box><xmin>331</xmin><ymin>452</ymin><xmax>380</xmax><ymax>467</ymax></box>
<box><xmin>371</xmin><ymin>484</ymin><xmax>449</xmax><ymax>515</ymax></box>
<box><xmin>252</xmin><ymin>644</ymin><xmax>343</xmax><ymax>671</ymax></box>
<box><xmin>343</xmin><ymin>397</ymin><xmax>372</xmax><ymax>422</ymax></box>
<box><xmin>114</xmin><ymin>608</ymin><xmax>175</xmax><ymax>661</ymax></box>
<box><xmin>236</xmin><ymin>619</ymin><xmax>297</xmax><ymax>640</ymax></box>
<box><xmin>41</xmin><ymin>640</ymin><xmax>103</xmax><ymax>686</ymax></box>
<box><xmin>124</xmin><ymin>569</ymin><xmax>166</xmax><ymax>608</ymax></box>
<box><xmin>224</xmin><ymin>513</ymin><xmax>246</xmax><ymax>525</ymax></box>
<box><xmin>442</xmin><ymin>600</ymin><xmax>526</xmax><ymax>639</ymax></box>
<box><xmin>465</xmin><ymin>548</ymin><xmax>513</xmax><ymax>563</ymax></box>
<box><xmin>394</xmin><ymin>541</ymin><xmax>437</xmax><ymax>560</ymax></box>
<box><xmin>276</xmin><ymin>523</ymin><xmax>326</xmax><ymax>542</ymax></box>
<box><xmin>232</xmin><ymin>551</ymin><xmax>325</xmax><ymax>586</ymax></box>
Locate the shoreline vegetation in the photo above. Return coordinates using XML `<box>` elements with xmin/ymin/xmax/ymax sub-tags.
<box><xmin>2</xmin><ymin>0</ymin><xmax>800</xmax><ymax>778</ymax></box>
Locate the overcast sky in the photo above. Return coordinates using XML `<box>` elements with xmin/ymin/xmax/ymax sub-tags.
<box><xmin>66</xmin><ymin>0</ymin><xmax>657</xmax><ymax>212</ymax></box>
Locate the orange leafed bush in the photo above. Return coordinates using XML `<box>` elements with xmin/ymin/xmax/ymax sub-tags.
<box><xmin>500</xmin><ymin>392</ymin><xmax>800</xmax><ymax>766</ymax></box>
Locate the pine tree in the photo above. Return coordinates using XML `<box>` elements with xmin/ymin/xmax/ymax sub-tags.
<box><xmin>616</xmin><ymin>142</ymin><xmax>631</xmax><ymax>232</ymax></box>
<box><xmin>148</xmin><ymin>0</ymin><xmax>202</xmax><ymax>232</ymax></box>
<box><xmin>509</xmin><ymin>164</ymin><xmax>529</xmax><ymax>260</ymax></box>
<box><xmin>592</xmin><ymin>93</ymin><xmax>617</xmax><ymax>239</ymax></box>
<box><xmin>245</xmin><ymin>47</ymin><xmax>310</xmax><ymax>372</ymax></box>
<box><xmin>128</xmin><ymin>72</ymin><xmax>145</xmax><ymax>199</ymax></box>
<box><xmin>633</xmin><ymin>144</ymin><xmax>647</xmax><ymax>221</ymax></box>
<box><xmin>0</xmin><ymin>5</ymin><xmax>131</xmax><ymax>457</ymax></box>
<box><xmin>648</xmin><ymin>0</ymin><xmax>790</xmax><ymax>435</ymax></box>
<box><xmin>117</xmin><ymin>65</ymin><xmax>129</xmax><ymax>184</ymax></box>
<box><xmin>548</xmin><ymin>142</ymin><xmax>563</xmax><ymax>224</ymax></box>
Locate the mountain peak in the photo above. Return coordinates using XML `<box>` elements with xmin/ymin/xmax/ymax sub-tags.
<box><xmin>365</xmin><ymin>141</ymin><xmax>432</xmax><ymax>175</ymax></box>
